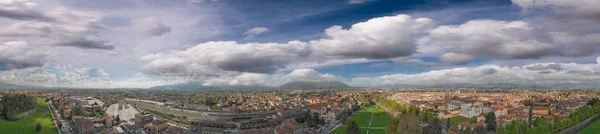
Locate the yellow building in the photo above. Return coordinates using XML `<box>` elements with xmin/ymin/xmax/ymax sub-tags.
<box><xmin>144</xmin><ymin>119</ymin><xmax>168</xmax><ymax>132</ymax></box>
<box><xmin>532</xmin><ymin>106</ymin><xmax>549</xmax><ymax>115</ymax></box>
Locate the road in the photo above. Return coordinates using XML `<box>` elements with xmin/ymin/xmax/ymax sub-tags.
<box><xmin>48</xmin><ymin>101</ymin><xmax>73</xmax><ymax>134</ymax></box>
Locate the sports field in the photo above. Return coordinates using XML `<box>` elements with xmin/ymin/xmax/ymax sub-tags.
<box><xmin>578</xmin><ymin>119</ymin><xmax>600</xmax><ymax>134</ymax></box>
<box><xmin>0</xmin><ymin>98</ymin><xmax>57</xmax><ymax>134</ymax></box>
<box><xmin>332</xmin><ymin>105</ymin><xmax>392</xmax><ymax>134</ymax></box>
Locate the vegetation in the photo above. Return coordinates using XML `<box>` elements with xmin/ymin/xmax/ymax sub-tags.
<box><xmin>578</xmin><ymin>119</ymin><xmax>600</xmax><ymax>134</ymax></box>
<box><xmin>346</xmin><ymin>120</ymin><xmax>359</xmax><ymax>134</ymax></box>
<box><xmin>500</xmin><ymin>102</ymin><xmax>600</xmax><ymax>134</ymax></box>
<box><xmin>392</xmin><ymin>112</ymin><xmax>422</xmax><ymax>134</ymax></box>
<box><xmin>295</xmin><ymin>109</ymin><xmax>324</xmax><ymax>128</ymax></box>
<box><xmin>0</xmin><ymin>98</ymin><xmax>57</xmax><ymax>134</ymax></box>
<box><xmin>36</xmin><ymin>123</ymin><xmax>42</xmax><ymax>133</ymax></box>
<box><xmin>485</xmin><ymin>112</ymin><xmax>497</xmax><ymax>131</ymax></box>
<box><xmin>448</xmin><ymin>116</ymin><xmax>477</xmax><ymax>128</ymax></box>
<box><xmin>1</xmin><ymin>94</ymin><xmax>36</xmax><ymax>117</ymax></box>
<box><xmin>330</xmin><ymin>126</ymin><xmax>347</xmax><ymax>134</ymax></box>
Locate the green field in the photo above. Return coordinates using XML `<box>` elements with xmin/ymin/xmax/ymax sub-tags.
<box><xmin>332</xmin><ymin>105</ymin><xmax>392</xmax><ymax>134</ymax></box>
<box><xmin>0</xmin><ymin>98</ymin><xmax>57</xmax><ymax>134</ymax></box>
<box><xmin>578</xmin><ymin>119</ymin><xmax>600</xmax><ymax>134</ymax></box>
<box><xmin>447</xmin><ymin>116</ymin><xmax>477</xmax><ymax>128</ymax></box>
<box><xmin>331</xmin><ymin>126</ymin><xmax>347</xmax><ymax>134</ymax></box>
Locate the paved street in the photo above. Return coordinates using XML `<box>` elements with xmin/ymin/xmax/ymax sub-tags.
<box><xmin>49</xmin><ymin>101</ymin><xmax>73</xmax><ymax>134</ymax></box>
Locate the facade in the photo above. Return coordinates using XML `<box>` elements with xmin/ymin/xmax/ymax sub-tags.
<box><xmin>460</xmin><ymin>102</ymin><xmax>483</xmax><ymax>118</ymax></box>
<box><xmin>144</xmin><ymin>119</ymin><xmax>169</xmax><ymax>133</ymax></box>
<box><xmin>135</xmin><ymin>113</ymin><xmax>154</xmax><ymax>124</ymax></box>
<box><xmin>532</xmin><ymin>106</ymin><xmax>550</xmax><ymax>115</ymax></box>
<box><xmin>72</xmin><ymin>116</ymin><xmax>94</xmax><ymax>134</ymax></box>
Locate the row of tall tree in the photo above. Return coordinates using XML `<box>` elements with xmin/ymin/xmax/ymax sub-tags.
<box><xmin>500</xmin><ymin>99</ymin><xmax>600</xmax><ymax>134</ymax></box>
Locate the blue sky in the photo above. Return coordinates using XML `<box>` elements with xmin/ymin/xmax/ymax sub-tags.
<box><xmin>0</xmin><ymin>0</ymin><xmax>599</xmax><ymax>88</ymax></box>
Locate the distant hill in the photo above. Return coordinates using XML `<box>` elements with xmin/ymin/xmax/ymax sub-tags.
<box><xmin>0</xmin><ymin>82</ymin><xmax>44</xmax><ymax>89</ymax></box>
<box><xmin>148</xmin><ymin>82</ymin><xmax>271</xmax><ymax>90</ymax></box>
<box><xmin>279</xmin><ymin>81</ymin><xmax>351</xmax><ymax>89</ymax></box>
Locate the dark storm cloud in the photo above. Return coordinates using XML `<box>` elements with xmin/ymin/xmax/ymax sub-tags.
<box><xmin>57</xmin><ymin>38</ymin><xmax>115</xmax><ymax>50</ymax></box>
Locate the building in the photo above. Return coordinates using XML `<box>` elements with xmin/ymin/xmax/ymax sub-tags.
<box><xmin>121</xmin><ymin>124</ymin><xmax>145</xmax><ymax>134</ymax></box>
<box><xmin>532</xmin><ymin>106</ymin><xmax>550</xmax><ymax>115</ymax></box>
<box><xmin>460</xmin><ymin>102</ymin><xmax>483</xmax><ymax>118</ymax></box>
<box><xmin>274</xmin><ymin>122</ymin><xmax>302</xmax><ymax>134</ymax></box>
<box><xmin>72</xmin><ymin>116</ymin><xmax>94</xmax><ymax>134</ymax></box>
<box><xmin>326</xmin><ymin>108</ymin><xmax>340</xmax><ymax>119</ymax></box>
<box><xmin>144</xmin><ymin>119</ymin><xmax>169</xmax><ymax>133</ymax></box>
<box><xmin>135</xmin><ymin>113</ymin><xmax>154</xmax><ymax>124</ymax></box>
<box><xmin>493</xmin><ymin>106</ymin><xmax>508</xmax><ymax>118</ymax></box>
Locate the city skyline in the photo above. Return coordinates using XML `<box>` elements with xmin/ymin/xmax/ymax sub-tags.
<box><xmin>0</xmin><ymin>0</ymin><xmax>599</xmax><ymax>88</ymax></box>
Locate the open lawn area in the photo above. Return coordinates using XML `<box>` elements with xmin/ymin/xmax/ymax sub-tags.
<box><xmin>578</xmin><ymin>119</ymin><xmax>600</xmax><ymax>134</ymax></box>
<box><xmin>0</xmin><ymin>98</ymin><xmax>57</xmax><ymax>134</ymax></box>
<box><xmin>332</xmin><ymin>105</ymin><xmax>392</xmax><ymax>134</ymax></box>
<box><xmin>350</xmin><ymin>105</ymin><xmax>392</xmax><ymax>128</ymax></box>
<box><xmin>331</xmin><ymin>126</ymin><xmax>347</xmax><ymax>134</ymax></box>
<box><xmin>447</xmin><ymin>116</ymin><xmax>477</xmax><ymax>128</ymax></box>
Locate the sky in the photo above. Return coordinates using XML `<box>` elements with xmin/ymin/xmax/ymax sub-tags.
<box><xmin>0</xmin><ymin>0</ymin><xmax>599</xmax><ymax>88</ymax></box>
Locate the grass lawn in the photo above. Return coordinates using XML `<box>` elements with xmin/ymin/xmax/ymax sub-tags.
<box><xmin>367</xmin><ymin>128</ymin><xmax>387</xmax><ymax>134</ymax></box>
<box><xmin>335</xmin><ymin>105</ymin><xmax>392</xmax><ymax>134</ymax></box>
<box><xmin>331</xmin><ymin>126</ymin><xmax>347</xmax><ymax>134</ymax></box>
<box><xmin>0</xmin><ymin>98</ymin><xmax>57</xmax><ymax>134</ymax></box>
<box><xmin>350</xmin><ymin>105</ymin><xmax>392</xmax><ymax>128</ymax></box>
<box><xmin>447</xmin><ymin>116</ymin><xmax>477</xmax><ymax>128</ymax></box>
<box><xmin>578</xmin><ymin>119</ymin><xmax>600</xmax><ymax>134</ymax></box>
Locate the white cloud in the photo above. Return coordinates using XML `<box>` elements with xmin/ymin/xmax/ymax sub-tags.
<box><xmin>311</xmin><ymin>14</ymin><xmax>434</xmax><ymax>59</ymax></box>
<box><xmin>0</xmin><ymin>41</ymin><xmax>48</xmax><ymax>68</ymax></box>
<box><xmin>284</xmin><ymin>68</ymin><xmax>340</xmax><ymax>82</ymax></box>
<box><xmin>369</xmin><ymin>62</ymin><xmax>387</xmax><ymax>68</ymax></box>
<box><xmin>439</xmin><ymin>53</ymin><xmax>473</xmax><ymax>65</ymax></box>
<box><xmin>141</xmin><ymin>41</ymin><xmax>311</xmax><ymax>76</ymax></box>
<box><xmin>392</xmin><ymin>58</ymin><xmax>440</xmax><ymax>67</ymax></box>
<box><xmin>130</xmin><ymin>17</ymin><xmax>171</xmax><ymax>36</ymax></box>
<box><xmin>350</xmin><ymin>60</ymin><xmax>600</xmax><ymax>87</ymax></box>
<box><xmin>243</xmin><ymin>27</ymin><xmax>269</xmax><ymax>39</ymax></box>
<box><xmin>429</xmin><ymin>20</ymin><xmax>556</xmax><ymax>59</ymax></box>
<box><xmin>512</xmin><ymin>0</ymin><xmax>600</xmax><ymax>57</ymax></box>
<box><xmin>141</xmin><ymin>14</ymin><xmax>435</xmax><ymax>80</ymax></box>
<box><xmin>348</xmin><ymin>0</ymin><xmax>372</xmax><ymax>4</ymax></box>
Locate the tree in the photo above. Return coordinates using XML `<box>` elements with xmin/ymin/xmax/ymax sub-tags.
<box><xmin>553</xmin><ymin>118</ymin><xmax>564</xmax><ymax>132</ymax></box>
<box><xmin>475</xmin><ymin>126</ymin><xmax>486</xmax><ymax>134</ymax></box>
<box><xmin>347</xmin><ymin>120</ymin><xmax>359</xmax><ymax>134</ymax></box>
<box><xmin>588</xmin><ymin>98</ymin><xmax>599</xmax><ymax>106</ymax></box>
<box><xmin>115</xmin><ymin>115</ymin><xmax>121</xmax><ymax>122</ymax></box>
<box><xmin>485</xmin><ymin>112</ymin><xmax>497</xmax><ymax>131</ymax></box>
<box><xmin>396</xmin><ymin>113</ymin><xmax>422</xmax><ymax>134</ymax></box>
<box><xmin>523</xmin><ymin>99</ymin><xmax>533</xmax><ymax>106</ymax></box>
<box><xmin>36</xmin><ymin>123</ymin><xmax>42</xmax><ymax>133</ymax></box>
<box><xmin>388</xmin><ymin>118</ymin><xmax>400</xmax><ymax>134</ymax></box>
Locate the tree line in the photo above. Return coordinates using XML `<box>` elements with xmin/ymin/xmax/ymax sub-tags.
<box><xmin>500</xmin><ymin>98</ymin><xmax>600</xmax><ymax>134</ymax></box>
<box><xmin>1</xmin><ymin>94</ymin><xmax>37</xmax><ymax>117</ymax></box>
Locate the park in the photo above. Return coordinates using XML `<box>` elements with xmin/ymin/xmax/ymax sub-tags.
<box><xmin>0</xmin><ymin>95</ymin><xmax>57</xmax><ymax>134</ymax></box>
<box><xmin>331</xmin><ymin>105</ymin><xmax>392</xmax><ymax>134</ymax></box>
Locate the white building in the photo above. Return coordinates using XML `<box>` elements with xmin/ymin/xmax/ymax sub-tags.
<box><xmin>460</xmin><ymin>101</ymin><xmax>483</xmax><ymax>118</ymax></box>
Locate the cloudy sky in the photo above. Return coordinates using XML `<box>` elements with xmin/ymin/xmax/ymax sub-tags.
<box><xmin>0</xmin><ymin>0</ymin><xmax>599</xmax><ymax>88</ymax></box>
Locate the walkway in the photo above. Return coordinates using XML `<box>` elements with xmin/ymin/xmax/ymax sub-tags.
<box><xmin>15</xmin><ymin>111</ymin><xmax>49</xmax><ymax>134</ymax></box>
<box><xmin>366</xmin><ymin>109</ymin><xmax>374</xmax><ymax>134</ymax></box>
